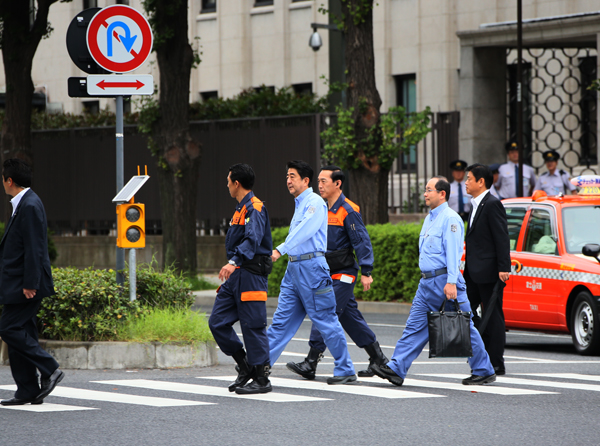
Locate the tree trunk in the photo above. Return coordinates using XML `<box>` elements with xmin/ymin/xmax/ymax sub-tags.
<box><xmin>149</xmin><ymin>0</ymin><xmax>200</xmax><ymax>274</ymax></box>
<box><xmin>341</xmin><ymin>0</ymin><xmax>388</xmax><ymax>224</ymax></box>
<box><xmin>349</xmin><ymin>166</ymin><xmax>389</xmax><ymax>224</ymax></box>
<box><xmin>0</xmin><ymin>0</ymin><xmax>57</xmax><ymax>166</ymax></box>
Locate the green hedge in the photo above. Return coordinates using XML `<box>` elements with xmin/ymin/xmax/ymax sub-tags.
<box><xmin>267</xmin><ymin>222</ymin><xmax>423</xmax><ymax>303</ymax></box>
<box><xmin>37</xmin><ymin>265</ymin><xmax>194</xmax><ymax>342</ymax></box>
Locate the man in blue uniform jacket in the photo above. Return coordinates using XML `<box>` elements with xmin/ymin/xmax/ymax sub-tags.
<box><xmin>0</xmin><ymin>159</ymin><xmax>64</xmax><ymax>406</ymax></box>
<box><xmin>268</xmin><ymin>160</ymin><xmax>356</xmax><ymax>384</ymax></box>
<box><xmin>286</xmin><ymin>165</ymin><xmax>388</xmax><ymax>379</ymax></box>
<box><xmin>209</xmin><ymin>164</ymin><xmax>273</xmax><ymax>395</ymax></box>
<box><xmin>371</xmin><ymin>176</ymin><xmax>496</xmax><ymax>386</ymax></box>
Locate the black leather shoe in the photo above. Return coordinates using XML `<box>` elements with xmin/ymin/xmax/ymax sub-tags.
<box><xmin>286</xmin><ymin>347</ymin><xmax>324</xmax><ymax>380</ymax></box>
<box><xmin>235</xmin><ymin>365</ymin><xmax>272</xmax><ymax>395</ymax></box>
<box><xmin>462</xmin><ymin>373</ymin><xmax>496</xmax><ymax>385</ymax></box>
<box><xmin>34</xmin><ymin>368</ymin><xmax>65</xmax><ymax>402</ymax></box>
<box><xmin>370</xmin><ymin>363</ymin><xmax>404</xmax><ymax>386</ymax></box>
<box><xmin>1</xmin><ymin>397</ymin><xmax>43</xmax><ymax>406</ymax></box>
<box><xmin>358</xmin><ymin>341</ymin><xmax>389</xmax><ymax>378</ymax></box>
<box><xmin>326</xmin><ymin>374</ymin><xmax>357</xmax><ymax>385</ymax></box>
<box><xmin>357</xmin><ymin>368</ymin><xmax>375</xmax><ymax>378</ymax></box>
<box><xmin>229</xmin><ymin>349</ymin><xmax>255</xmax><ymax>392</ymax></box>
<box><xmin>494</xmin><ymin>366</ymin><xmax>506</xmax><ymax>376</ymax></box>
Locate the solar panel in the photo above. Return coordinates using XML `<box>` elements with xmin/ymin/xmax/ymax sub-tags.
<box><xmin>112</xmin><ymin>175</ymin><xmax>150</xmax><ymax>203</ymax></box>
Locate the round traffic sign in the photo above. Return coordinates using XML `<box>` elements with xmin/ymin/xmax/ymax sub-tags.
<box><xmin>86</xmin><ymin>5</ymin><xmax>153</xmax><ymax>73</ymax></box>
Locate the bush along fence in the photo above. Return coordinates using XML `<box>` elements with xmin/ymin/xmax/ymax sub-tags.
<box><xmin>268</xmin><ymin>222</ymin><xmax>423</xmax><ymax>303</ymax></box>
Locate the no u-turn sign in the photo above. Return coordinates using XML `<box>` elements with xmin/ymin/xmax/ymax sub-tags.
<box><xmin>86</xmin><ymin>5</ymin><xmax>153</xmax><ymax>73</ymax></box>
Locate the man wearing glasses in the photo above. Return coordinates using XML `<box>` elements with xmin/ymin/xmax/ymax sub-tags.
<box><xmin>370</xmin><ymin>176</ymin><xmax>496</xmax><ymax>386</ymax></box>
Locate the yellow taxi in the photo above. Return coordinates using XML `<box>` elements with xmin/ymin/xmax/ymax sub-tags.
<box><xmin>502</xmin><ymin>175</ymin><xmax>600</xmax><ymax>355</ymax></box>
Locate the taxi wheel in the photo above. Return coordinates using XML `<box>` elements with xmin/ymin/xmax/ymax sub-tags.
<box><xmin>571</xmin><ymin>291</ymin><xmax>600</xmax><ymax>356</ymax></box>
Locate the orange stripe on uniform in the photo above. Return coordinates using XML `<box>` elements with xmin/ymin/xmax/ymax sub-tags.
<box><xmin>328</xmin><ymin>207</ymin><xmax>348</xmax><ymax>226</ymax></box>
<box><xmin>241</xmin><ymin>291</ymin><xmax>267</xmax><ymax>301</ymax></box>
<box><xmin>331</xmin><ymin>273</ymin><xmax>356</xmax><ymax>283</ymax></box>
<box><xmin>345</xmin><ymin>198</ymin><xmax>360</xmax><ymax>213</ymax></box>
<box><xmin>251</xmin><ymin>196</ymin><xmax>264</xmax><ymax>212</ymax></box>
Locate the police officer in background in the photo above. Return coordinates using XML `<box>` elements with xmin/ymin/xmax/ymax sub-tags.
<box><xmin>489</xmin><ymin>163</ymin><xmax>501</xmax><ymax>199</ymax></box>
<box><xmin>534</xmin><ymin>150</ymin><xmax>577</xmax><ymax>196</ymax></box>
<box><xmin>495</xmin><ymin>141</ymin><xmax>537</xmax><ymax>198</ymax></box>
<box><xmin>448</xmin><ymin>160</ymin><xmax>471</xmax><ymax>221</ymax></box>
<box><xmin>208</xmin><ymin>164</ymin><xmax>273</xmax><ymax>395</ymax></box>
<box><xmin>370</xmin><ymin>176</ymin><xmax>496</xmax><ymax>387</ymax></box>
<box><xmin>286</xmin><ymin>165</ymin><xmax>388</xmax><ymax>380</ymax></box>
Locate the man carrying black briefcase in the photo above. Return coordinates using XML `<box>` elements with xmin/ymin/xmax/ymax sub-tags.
<box><xmin>371</xmin><ymin>176</ymin><xmax>496</xmax><ymax>387</ymax></box>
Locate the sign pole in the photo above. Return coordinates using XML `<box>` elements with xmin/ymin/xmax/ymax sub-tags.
<box><xmin>517</xmin><ymin>0</ymin><xmax>524</xmax><ymax>197</ymax></box>
<box><xmin>116</xmin><ymin>94</ymin><xmax>125</xmax><ymax>285</ymax></box>
<box><xmin>129</xmin><ymin>248</ymin><xmax>136</xmax><ymax>301</ymax></box>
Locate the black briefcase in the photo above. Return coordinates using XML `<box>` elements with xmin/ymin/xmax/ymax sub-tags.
<box><xmin>427</xmin><ymin>299</ymin><xmax>473</xmax><ymax>358</ymax></box>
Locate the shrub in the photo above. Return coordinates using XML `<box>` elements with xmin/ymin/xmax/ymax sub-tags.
<box><xmin>117</xmin><ymin>307</ymin><xmax>213</xmax><ymax>344</ymax></box>
<box><xmin>267</xmin><ymin>222</ymin><xmax>423</xmax><ymax>303</ymax></box>
<box><xmin>37</xmin><ymin>264</ymin><xmax>194</xmax><ymax>342</ymax></box>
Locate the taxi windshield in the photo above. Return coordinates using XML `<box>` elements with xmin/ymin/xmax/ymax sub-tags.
<box><xmin>562</xmin><ymin>205</ymin><xmax>600</xmax><ymax>254</ymax></box>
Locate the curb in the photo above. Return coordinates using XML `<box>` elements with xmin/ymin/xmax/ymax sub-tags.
<box><xmin>194</xmin><ymin>290</ymin><xmax>412</xmax><ymax>315</ymax></box>
<box><xmin>37</xmin><ymin>339</ymin><xmax>218</xmax><ymax>370</ymax></box>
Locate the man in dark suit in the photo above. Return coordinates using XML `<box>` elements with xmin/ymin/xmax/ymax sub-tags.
<box><xmin>0</xmin><ymin>159</ymin><xmax>64</xmax><ymax>406</ymax></box>
<box><xmin>464</xmin><ymin>163</ymin><xmax>511</xmax><ymax>375</ymax></box>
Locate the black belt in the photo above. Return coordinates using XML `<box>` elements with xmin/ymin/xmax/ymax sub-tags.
<box><xmin>420</xmin><ymin>268</ymin><xmax>448</xmax><ymax>279</ymax></box>
<box><xmin>289</xmin><ymin>252</ymin><xmax>325</xmax><ymax>262</ymax></box>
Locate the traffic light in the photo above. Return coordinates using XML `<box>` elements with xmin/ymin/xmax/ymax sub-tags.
<box><xmin>116</xmin><ymin>202</ymin><xmax>145</xmax><ymax>248</ymax></box>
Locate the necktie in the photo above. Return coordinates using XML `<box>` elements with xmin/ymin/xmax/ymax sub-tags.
<box><xmin>515</xmin><ymin>164</ymin><xmax>519</xmax><ymax>197</ymax></box>
<box><xmin>458</xmin><ymin>183</ymin><xmax>464</xmax><ymax>214</ymax></box>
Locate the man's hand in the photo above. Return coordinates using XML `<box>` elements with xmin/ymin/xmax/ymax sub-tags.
<box><xmin>23</xmin><ymin>289</ymin><xmax>37</xmax><ymax>299</ymax></box>
<box><xmin>271</xmin><ymin>249</ymin><xmax>281</xmax><ymax>263</ymax></box>
<box><xmin>444</xmin><ymin>283</ymin><xmax>457</xmax><ymax>300</ymax></box>
<box><xmin>361</xmin><ymin>275</ymin><xmax>373</xmax><ymax>291</ymax></box>
<box><xmin>499</xmin><ymin>272</ymin><xmax>510</xmax><ymax>282</ymax></box>
<box><xmin>219</xmin><ymin>264</ymin><xmax>236</xmax><ymax>282</ymax></box>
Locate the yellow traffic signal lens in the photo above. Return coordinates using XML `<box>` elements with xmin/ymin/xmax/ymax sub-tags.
<box><xmin>126</xmin><ymin>227</ymin><xmax>141</xmax><ymax>243</ymax></box>
<box><xmin>126</xmin><ymin>207</ymin><xmax>141</xmax><ymax>222</ymax></box>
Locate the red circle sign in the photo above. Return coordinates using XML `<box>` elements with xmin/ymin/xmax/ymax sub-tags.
<box><xmin>86</xmin><ymin>5</ymin><xmax>153</xmax><ymax>73</ymax></box>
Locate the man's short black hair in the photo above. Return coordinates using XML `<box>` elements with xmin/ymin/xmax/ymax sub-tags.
<box><xmin>432</xmin><ymin>176</ymin><xmax>450</xmax><ymax>201</ymax></box>
<box><xmin>321</xmin><ymin>165</ymin><xmax>344</xmax><ymax>187</ymax></box>
<box><xmin>286</xmin><ymin>160</ymin><xmax>313</xmax><ymax>185</ymax></box>
<box><xmin>2</xmin><ymin>158</ymin><xmax>32</xmax><ymax>188</ymax></box>
<box><xmin>465</xmin><ymin>163</ymin><xmax>493</xmax><ymax>189</ymax></box>
<box><xmin>229</xmin><ymin>163</ymin><xmax>255</xmax><ymax>190</ymax></box>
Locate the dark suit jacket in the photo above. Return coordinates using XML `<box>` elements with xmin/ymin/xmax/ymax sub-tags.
<box><xmin>464</xmin><ymin>191</ymin><xmax>511</xmax><ymax>284</ymax></box>
<box><xmin>0</xmin><ymin>189</ymin><xmax>55</xmax><ymax>305</ymax></box>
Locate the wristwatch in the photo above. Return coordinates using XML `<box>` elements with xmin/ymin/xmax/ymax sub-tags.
<box><xmin>228</xmin><ymin>260</ymin><xmax>237</xmax><ymax>267</ymax></box>
<box><xmin>363</xmin><ymin>271</ymin><xmax>372</xmax><ymax>277</ymax></box>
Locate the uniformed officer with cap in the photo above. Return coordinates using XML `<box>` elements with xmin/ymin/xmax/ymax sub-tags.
<box><xmin>448</xmin><ymin>160</ymin><xmax>471</xmax><ymax>221</ymax></box>
<box><xmin>534</xmin><ymin>150</ymin><xmax>577</xmax><ymax>196</ymax></box>
<box><xmin>488</xmin><ymin>163</ymin><xmax>501</xmax><ymax>199</ymax></box>
<box><xmin>495</xmin><ymin>141</ymin><xmax>536</xmax><ymax>198</ymax></box>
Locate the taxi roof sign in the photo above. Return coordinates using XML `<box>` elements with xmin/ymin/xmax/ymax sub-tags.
<box><xmin>571</xmin><ymin>175</ymin><xmax>600</xmax><ymax>195</ymax></box>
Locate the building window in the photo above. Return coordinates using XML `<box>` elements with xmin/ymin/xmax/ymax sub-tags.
<box><xmin>115</xmin><ymin>0</ymin><xmax>130</xmax><ymax>4</ymax></box>
<box><xmin>201</xmin><ymin>0</ymin><xmax>216</xmax><ymax>13</ymax></box>
<box><xmin>292</xmin><ymin>83</ymin><xmax>313</xmax><ymax>96</ymax></box>
<box><xmin>82</xmin><ymin>100</ymin><xmax>99</xmax><ymax>115</ymax></box>
<box><xmin>123</xmin><ymin>97</ymin><xmax>131</xmax><ymax>114</ymax></box>
<box><xmin>394</xmin><ymin>74</ymin><xmax>417</xmax><ymax>169</ymax></box>
<box><xmin>83</xmin><ymin>0</ymin><xmax>98</xmax><ymax>8</ymax></box>
<box><xmin>254</xmin><ymin>0</ymin><xmax>273</xmax><ymax>6</ymax></box>
<box><xmin>200</xmin><ymin>91</ymin><xmax>219</xmax><ymax>102</ymax></box>
<box><xmin>254</xmin><ymin>86</ymin><xmax>275</xmax><ymax>94</ymax></box>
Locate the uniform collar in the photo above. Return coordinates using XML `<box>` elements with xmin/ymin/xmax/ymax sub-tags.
<box><xmin>236</xmin><ymin>190</ymin><xmax>254</xmax><ymax>211</ymax></box>
<box><xmin>295</xmin><ymin>187</ymin><xmax>313</xmax><ymax>208</ymax></box>
<box><xmin>329</xmin><ymin>192</ymin><xmax>346</xmax><ymax>213</ymax></box>
<box><xmin>547</xmin><ymin>170</ymin><xmax>560</xmax><ymax>177</ymax></box>
<box><xmin>429</xmin><ymin>201</ymin><xmax>448</xmax><ymax>220</ymax></box>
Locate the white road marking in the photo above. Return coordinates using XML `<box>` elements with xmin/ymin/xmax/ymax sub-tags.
<box><xmin>421</xmin><ymin>374</ymin><xmax>600</xmax><ymax>392</ymax></box>
<box><xmin>517</xmin><ymin>373</ymin><xmax>600</xmax><ymax>382</ymax></box>
<box><xmin>93</xmin><ymin>379</ymin><xmax>330</xmax><ymax>402</ymax></box>
<box><xmin>0</xmin><ymin>385</ymin><xmax>208</xmax><ymax>407</ymax></box>
<box><xmin>0</xmin><ymin>403</ymin><xmax>97</xmax><ymax>412</ymax></box>
<box><xmin>361</xmin><ymin>376</ymin><xmax>557</xmax><ymax>396</ymax></box>
<box><xmin>200</xmin><ymin>376</ymin><xmax>444</xmax><ymax>399</ymax></box>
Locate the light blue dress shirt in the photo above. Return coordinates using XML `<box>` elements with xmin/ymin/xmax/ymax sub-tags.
<box><xmin>418</xmin><ymin>202</ymin><xmax>464</xmax><ymax>284</ymax></box>
<box><xmin>276</xmin><ymin>187</ymin><xmax>327</xmax><ymax>256</ymax></box>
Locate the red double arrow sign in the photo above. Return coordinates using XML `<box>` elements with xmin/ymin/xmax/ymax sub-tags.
<box><xmin>97</xmin><ymin>79</ymin><xmax>145</xmax><ymax>90</ymax></box>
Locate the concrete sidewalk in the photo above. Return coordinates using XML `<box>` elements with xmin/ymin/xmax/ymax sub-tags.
<box><xmin>193</xmin><ymin>289</ymin><xmax>412</xmax><ymax>315</ymax></box>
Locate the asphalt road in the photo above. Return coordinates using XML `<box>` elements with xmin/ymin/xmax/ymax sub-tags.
<box><xmin>1</xmin><ymin>308</ymin><xmax>599</xmax><ymax>446</ymax></box>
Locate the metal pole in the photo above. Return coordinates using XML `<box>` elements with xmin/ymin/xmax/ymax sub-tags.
<box><xmin>116</xmin><ymin>95</ymin><xmax>125</xmax><ymax>285</ymax></box>
<box><xmin>129</xmin><ymin>248</ymin><xmax>136</xmax><ymax>302</ymax></box>
<box><xmin>517</xmin><ymin>0</ymin><xmax>524</xmax><ymax>197</ymax></box>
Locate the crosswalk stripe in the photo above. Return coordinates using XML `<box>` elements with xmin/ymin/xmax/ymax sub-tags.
<box><xmin>361</xmin><ymin>376</ymin><xmax>557</xmax><ymax>395</ymax></box>
<box><xmin>420</xmin><ymin>374</ymin><xmax>600</xmax><ymax>392</ymax></box>
<box><xmin>516</xmin><ymin>373</ymin><xmax>600</xmax><ymax>382</ymax></box>
<box><xmin>0</xmin><ymin>403</ymin><xmax>97</xmax><ymax>412</ymax></box>
<box><xmin>93</xmin><ymin>379</ymin><xmax>330</xmax><ymax>403</ymax></box>
<box><xmin>0</xmin><ymin>385</ymin><xmax>209</xmax><ymax>407</ymax></box>
<box><xmin>199</xmin><ymin>376</ymin><xmax>445</xmax><ymax>399</ymax></box>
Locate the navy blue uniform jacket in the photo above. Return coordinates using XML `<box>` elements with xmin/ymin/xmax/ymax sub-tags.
<box><xmin>0</xmin><ymin>189</ymin><xmax>55</xmax><ymax>305</ymax></box>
